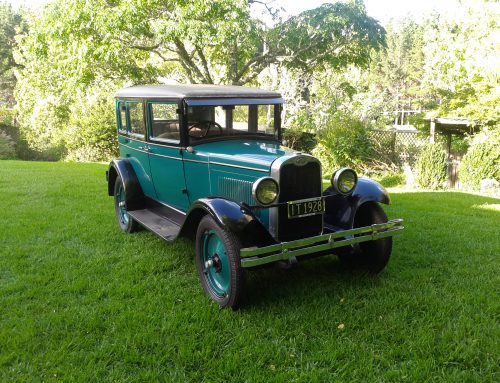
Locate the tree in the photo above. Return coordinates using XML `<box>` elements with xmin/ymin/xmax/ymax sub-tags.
<box><xmin>0</xmin><ymin>2</ymin><xmax>25</xmax><ymax>105</ymax></box>
<box><xmin>368</xmin><ymin>18</ymin><xmax>425</xmax><ymax>113</ymax></box>
<box><xmin>15</xmin><ymin>0</ymin><xmax>386</xmax><ymax>159</ymax></box>
<box><xmin>18</xmin><ymin>0</ymin><xmax>385</xmax><ymax>86</ymax></box>
<box><xmin>421</xmin><ymin>1</ymin><xmax>500</xmax><ymax>126</ymax></box>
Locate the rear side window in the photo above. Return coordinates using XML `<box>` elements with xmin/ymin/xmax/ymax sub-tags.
<box><xmin>118</xmin><ymin>102</ymin><xmax>127</xmax><ymax>133</ymax></box>
<box><xmin>149</xmin><ymin>102</ymin><xmax>180</xmax><ymax>143</ymax></box>
<box><xmin>128</xmin><ymin>102</ymin><xmax>145</xmax><ymax>137</ymax></box>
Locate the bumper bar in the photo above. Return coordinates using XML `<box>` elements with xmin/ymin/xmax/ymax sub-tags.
<box><xmin>240</xmin><ymin>219</ymin><xmax>404</xmax><ymax>268</ymax></box>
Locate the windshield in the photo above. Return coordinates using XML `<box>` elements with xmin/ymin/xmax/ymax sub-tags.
<box><xmin>186</xmin><ymin>104</ymin><xmax>279</xmax><ymax>142</ymax></box>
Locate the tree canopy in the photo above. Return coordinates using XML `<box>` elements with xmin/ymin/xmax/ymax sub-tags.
<box><xmin>17</xmin><ymin>0</ymin><xmax>385</xmax><ymax>86</ymax></box>
<box><xmin>421</xmin><ymin>2</ymin><xmax>500</xmax><ymax>126</ymax></box>
<box><xmin>13</xmin><ymin>0</ymin><xmax>385</xmax><ymax>159</ymax></box>
<box><xmin>4</xmin><ymin>0</ymin><xmax>497</xmax><ymax>170</ymax></box>
<box><xmin>0</xmin><ymin>2</ymin><xmax>25</xmax><ymax>105</ymax></box>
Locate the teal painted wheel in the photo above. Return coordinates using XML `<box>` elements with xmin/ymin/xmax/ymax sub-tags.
<box><xmin>195</xmin><ymin>215</ymin><xmax>245</xmax><ymax>309</ymax></box>
<box><xmin>113</xmin><ymin>176</ymin><xmax>139</xmax><ymax>233</ymax></box>
<box><xmin>201</xmin><ymin>230</ymin><xmax>230</xmax><ymax>297</ymax></box>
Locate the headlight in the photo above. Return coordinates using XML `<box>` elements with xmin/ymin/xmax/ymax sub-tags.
<box><xmin>252</xmin><ymin>177</ymin><xmax>279</xmax><ymax>206</ymax></box>
<box><xmin>331</xmin><ymin>168</ymin><xmax>358</xmax><ymax>195</ymax></box>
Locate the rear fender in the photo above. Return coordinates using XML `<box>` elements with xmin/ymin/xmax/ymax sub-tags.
<box><xmin>179</xmin><ymin>198</ymin><xmax>276</xmax><ymax>247</ymax></box>
<box><xmin>323</xmin><ymin>177</ymin><xmax>390</xmax><ymax>230</ymax></box>
<box><xmin>107</xmin><ymin>159</ymin><xmax>145</xmax><ymax>211</ymax></box>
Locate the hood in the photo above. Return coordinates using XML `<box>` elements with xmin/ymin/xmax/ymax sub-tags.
<box><xmin>192</xmin><ymin>139</ymin><xmax>297</xmax><ymax>171</ymax></box>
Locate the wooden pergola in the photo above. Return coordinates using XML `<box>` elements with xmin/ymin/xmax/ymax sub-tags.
<box><xmin>428</xmin><ymin>117</ymin><xmax>480</xmax><ymax>188</ymax></box>
<box><xmin>429</xmin><ymin>117</ymin><xmax>478</xmax><ymax>157</ymax></box>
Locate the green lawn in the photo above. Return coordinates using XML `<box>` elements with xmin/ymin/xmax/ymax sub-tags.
<box><xmin>1</xmin><ymin>160</ymin><xmax>499</xmax><ymax>382</ymax></box>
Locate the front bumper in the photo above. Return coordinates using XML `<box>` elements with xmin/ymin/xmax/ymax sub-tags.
<box><xmin>240</xmin><ymin>219</ymin><xmax>404</xmax><ymax>268</ymax></box>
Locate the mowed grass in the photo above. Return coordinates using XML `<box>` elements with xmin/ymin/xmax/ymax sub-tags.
<box><xmin>0</xmin><ymin>160</ymin><xmax>499</xmax><ymax>382</ymax></box>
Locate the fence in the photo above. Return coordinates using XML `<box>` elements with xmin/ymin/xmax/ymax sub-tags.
<box><xmin>370</xmin><ymin>129</ymin><xmax>428</xmax><ymax>167</ymax></box>
<box><xmin>370</xmin><ymin>129</ymin><xmax>466</xmax><ymax>189</ymax></box>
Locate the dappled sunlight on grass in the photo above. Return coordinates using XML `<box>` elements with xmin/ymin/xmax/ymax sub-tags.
<box><xmin>472</xmin><ymin>203</ymin><xmax>500</xmax><ymax>212</ymax></box>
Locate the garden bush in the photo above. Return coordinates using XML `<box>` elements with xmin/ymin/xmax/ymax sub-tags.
<box><xmin>373</xmin><ymin>172</ymin><xmax>406</xmax><ymax>188</ymax></box>
<box><xmin>312</xmin><ymin>142</ymin><xmax>338</xmax><ymax>176</ymax></box>
<box><xmin>0</xmin><ymin>131</ymin><xmax>16</xmax><ymax>159</ymax></box>
<box><xmin>282</xmin><ymin>129</ymin><xmax>317</xmax><ymax>153</ymax></box>
<box><xmin>414</xmin><ymin>143</ymin><xmax>447</xmax><ymax>189</ymax></box>
<box><xmin>460</xmin><ymin>128</ymin><xmax>500</xmax><ymax>189</ymax></box>
<box><xmin>312</xmin><ymin>114</ymin><xmax>373</xmax><ymax>175</ymax></box>
<box><xmin>65</xmin><ymin>94</ymin><xmax>118</xmax><ymax>162</ymax></box>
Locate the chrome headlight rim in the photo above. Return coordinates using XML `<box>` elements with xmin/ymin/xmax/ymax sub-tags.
<box><xmin>331</xmin><ymin>167</ymin><xmax>358</xmax><ymax>195</ymax></box>
<box><xmin>252</xmin><ymin>177</ymin><xmax>279</xmax><ymax>206</ymax></box>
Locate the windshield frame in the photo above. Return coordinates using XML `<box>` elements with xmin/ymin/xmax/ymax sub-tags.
<box><xmin>182</xmin><ymin>98</ymin><xmax>283</xmax><ymax>146</ymax></box>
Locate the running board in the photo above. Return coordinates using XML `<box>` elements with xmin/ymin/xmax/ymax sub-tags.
<box><xmin>128</xmin><ymin>209</ymin><xmax>180</xmax><ymax>241</ymax></box>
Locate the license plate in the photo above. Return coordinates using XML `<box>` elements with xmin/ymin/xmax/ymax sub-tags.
<box><xmin>287</xmin><ymin>197</ymin><xmax>325</xmax><ymax>219</ymax></box>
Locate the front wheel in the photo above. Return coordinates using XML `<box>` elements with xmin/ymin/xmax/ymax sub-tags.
<box><xmin>339</xmin><ymin>202</ymin><xmax>393</xmax><ymax>273</ymax></box>
<box><xmin>195</xmin><ymin>215</ymin><xmax>245</xmax><ymax>309</ymax></box>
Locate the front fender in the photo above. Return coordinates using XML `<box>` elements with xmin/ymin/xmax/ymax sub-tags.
<box><xmin>107</xmin><ymin>159</ymin><xmax>145</xmax><ymax>211</ymax></box>
<box><xmin>353</xmin><ymin>177</ymin><xmax>390</xmax><ymax>205</ymax></box>
<box><xmin>179</xmin><ymin>198</ymin><xmax>276</xmax><ymax>247</ymax></box>
<box><xmin>323</xmin><ymin>177</ymin><xmax>390</xmax><ymax>230</ymax></box>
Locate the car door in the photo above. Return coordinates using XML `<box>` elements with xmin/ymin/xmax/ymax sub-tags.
<box><xmin>116</xmin><ymin>100</ymin><xmax>156</xmax><ymax>198</ymax></box>
<box><xmin>146</xmin><ymin>101</ymin><xmax>190</xmax><ymax>211</ymax></box>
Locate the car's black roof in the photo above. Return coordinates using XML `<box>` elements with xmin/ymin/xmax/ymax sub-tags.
<box><xmin>115</xmin><ymin>84</ymin><xmax>282</xmax><ymax>99</ymax></box>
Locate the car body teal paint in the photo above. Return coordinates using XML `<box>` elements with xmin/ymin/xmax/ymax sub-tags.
<box><xmin>194</xmin><ymin>139</ymin><xmax>294</xmax><ymax>171</ymax></box>
<box><xmin>109</xmin><ymin>84</ymin><xmax>404</xmax><ymax>308</ymax></box>
<box><xmin>117</xmin><ymin>135</ymin><xmax>156</xmax><ymax>198</ymax></box>
<box><xmin>186</xmin><ymin>139</ymin><xmax>293</xmax><ymax>229</ymax></box>
<box><xmin>148</xmin><ymin>143</ymin><xmax>189</xmax><ymax>210</ymax></box>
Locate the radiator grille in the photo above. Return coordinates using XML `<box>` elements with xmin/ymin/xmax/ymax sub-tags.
<box><xmin>218</xmin><ymin>177</ymin><xmax>254</xmax><ymax>205</ymax></box>
<box><xmin>277</xmin><ymin>160</ymin><xmax>322</xmax><ymax>241</ymax></box>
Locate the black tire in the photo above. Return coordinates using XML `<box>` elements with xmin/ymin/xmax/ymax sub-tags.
<box><xmin>113</xmin><ymin>176</ymin><xmax>139</xmax><ymax>233</ymax></box>
<box><xmin>339</xmin><ymin>202</ymin><xmax>392</xmax><ymax>273</ymax></box>
<box><xmin>195</xmin><ymin>215</ymin><xmax>245</xmax><ymax>309</ymax></box>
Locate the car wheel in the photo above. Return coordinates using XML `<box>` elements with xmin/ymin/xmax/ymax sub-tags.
<box><xmin>195</xmin><ymin>215</ymin><xmax>245</xmax><ymax>309</ymax></box>
<box><xmin>339</xmin><ymin>202</ymin><xmax>392</xmax><ymax>273</ymax></box>
<box><xmin>113</xmin><ymin>176</ymin><xmax>139</xmax><ymax>233</ymax></box>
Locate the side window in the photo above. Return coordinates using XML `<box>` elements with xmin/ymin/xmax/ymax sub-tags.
<box><xmin>128</xmin><ymin>102</ymin><xmax>145</xmax><ymax>138</ymax></box>
<box><xmin>149</xmin><ymin>103</ymin><xmax>180</xmax><ymax>143</ymax></box>
<box><xmin>118</xmin><ymin>102</ymin><xmax>127</xmax><ymax>133</ymax></box>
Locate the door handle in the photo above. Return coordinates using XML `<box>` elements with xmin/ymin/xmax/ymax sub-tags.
<box><xmin>139</xmin><ymin>145</ymin><xmax>150</xmax><ymax>152</ymax></box>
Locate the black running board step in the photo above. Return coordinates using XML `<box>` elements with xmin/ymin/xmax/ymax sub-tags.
<box><xmin>128</xmin><ymin>209</ymin><xmax>180</xmax><ymax>241</ymax></box>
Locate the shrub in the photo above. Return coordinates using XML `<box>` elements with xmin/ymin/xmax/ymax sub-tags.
<box><xmin>312</xmin><ymin>142</ymin><xmax>338</xmax><ymax>176</ymax></box>
<box><xmin>64</xmin><ymin>94</ymin><xmax>118</xmax><ymax>162</ymax></box>
<box><xmin>414</xmin><ymin>143</ymin><xmax>447</xmax><ymax>189</ymax></box>
<box><xmin>312</xmin><ymin>114</ymin><xmax>373</xmax><ymax>175</ymax></box>
<box><xmin>373</xmin><ymin>172</ymin><xmax>406</xmax><ymax>188</ymax></box>
<box><xmin>282</xmin><ymin>129</ymin><xmax>317</xmax><ymax>153</ymax></box>
<box><xmin>460</xmin><ymin>128</ymin><xmax>500</xmax><ymax>189</ymax></box>
<box><xmin>0</xmin><ymin>131</ymin><xmax>16</xmax><ymax>159</ymax></box>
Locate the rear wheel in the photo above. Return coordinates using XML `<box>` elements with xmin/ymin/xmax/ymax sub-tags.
<box><xmin>195</xmin><ymin>215</ymin><xmax>245</xmax><ymax>309</ymax></box>
<box><xmin>339</xmin><ymin>202</ymin><xmax>392</xmax><ymax>273</ymax></box>
<box><xmin>113</xmin><ymin>176</ymin><xmax>139</xmax><ymax>233</ymax></box>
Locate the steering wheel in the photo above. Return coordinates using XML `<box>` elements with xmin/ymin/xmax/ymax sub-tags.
<box><xmin>188</xmin><ymin>121</ymin><xmax>223</xmax><ymax>138</ymax></box>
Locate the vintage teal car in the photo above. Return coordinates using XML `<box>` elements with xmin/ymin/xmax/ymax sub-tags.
<box><xmin>107</xmin><ymin>84</ymin><xmax>404</xmax><ymax>308</ymax></box>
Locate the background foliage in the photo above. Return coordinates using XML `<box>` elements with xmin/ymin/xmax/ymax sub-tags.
<box><xmin>414</xmin><ymin>143</ymin><xmax>448</xmax><ymax>189</ymax></box>
<box><xmin>460</xmin><ymin>127</ymin><xmax>500</xmax><ymax>190</ymax></box>
<box><xmin>10</xmin><ymin>0</ymin><xmax>384</xmax><ymax>161</ymax></box>
<box><xmin>0</xmin><ymin>0</ymin><xmax>498</xmax><ymax>190</ymax></box>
